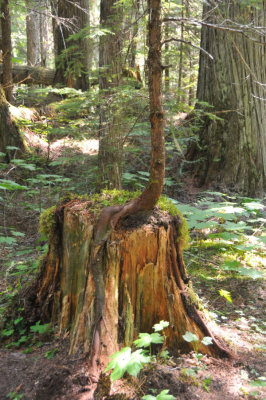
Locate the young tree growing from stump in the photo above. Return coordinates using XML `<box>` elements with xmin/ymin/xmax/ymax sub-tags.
<box><xmin>28</xmin><ymin>0</ymin><xmax>230</xmax><ymax>384</ymax></box>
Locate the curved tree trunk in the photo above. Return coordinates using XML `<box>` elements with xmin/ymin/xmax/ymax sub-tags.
<box><xmin>187</xmin><ymin>1</ymin><xmax>266</xmax><ymax>196</ymax></box>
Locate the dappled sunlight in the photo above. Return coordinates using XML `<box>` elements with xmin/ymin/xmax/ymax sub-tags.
<box><xmin>24</xmin><ymin>130</ymin><xmax>99</xmax><ymax>159</ymax></box>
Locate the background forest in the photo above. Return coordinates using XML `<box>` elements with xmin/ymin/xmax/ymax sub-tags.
<box><xmin>0</xmin><ymin>0</ymin><xmax>265</xmax><ymax>399</ymax></box>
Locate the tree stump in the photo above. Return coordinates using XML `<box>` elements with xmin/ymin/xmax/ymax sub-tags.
<box><xmin>29</xmin><ymin>195</ymin><xmax>229</xmax><ymax>368</ymax></box>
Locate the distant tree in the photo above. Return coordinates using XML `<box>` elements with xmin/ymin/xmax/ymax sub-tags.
<box><xmin>25</xmin><ymin>0</ymin><xmax>40</xmax><ymax>66</ymax></box>
<box><xmin>97</xmin><ymin>0</ymin><xmax>124</xmax><ymax>189</ymax></box>
<box><xmin>1</xmin><ymin>0</ymin><xmax>13</xmax><ymax>102</ymax></box>
<box><xmin>39</xmin><ymin>0</ymin><xmax>49</xmax><ymax>67</ymax></box>
<box><xmin>52</xmin><ymin>0</ymin><xmax>90</xmax><ymax>90</ymax></box>
<box><xmin>187</xmin><ymin>0</ymin><xmax>266</xmax><ymax>196</ymax></box>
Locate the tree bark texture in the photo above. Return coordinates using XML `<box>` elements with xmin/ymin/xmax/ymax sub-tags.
<box><xmin>97</xmin><ymin>0</ymin><xmax>124</xmax><ymax>190</ymax></box>
<box><xmin>187</xmin><ymin>0</ymin><xmax>266</xmax><ymax>196</ymax></box>
<box><xmin>39</xmin><ymin>0</ymin><xmax>49</xmax><ymax>67</ymax></box>
<box><xmin>0</xmin><ymin>86</ymin><xmax>25</xmax><ymax>159</ymax></box>
<box><xmin>26</xmin><ymin>0</ymin><xmax>40</xmax><ymax>66</ymax></box>
<box><xmin>1</xmin><ymin>0</ymin><xmax>13</xmax><ymax>102</ymax></box>
<box><xmin>30</xmin><ymin>199</ymin><xmax>228</xmax><ymax>362</ymax></box>
<box><xmin>52</xmin><ymin>0</ymin><xmax>90</xmax><ymax>90</ymax></box>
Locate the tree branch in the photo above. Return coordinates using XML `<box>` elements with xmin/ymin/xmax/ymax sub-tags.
<box><xmin>162</xmin><ymin>38</ymin><xmax>214</xmax><ymax>60</ymax></box>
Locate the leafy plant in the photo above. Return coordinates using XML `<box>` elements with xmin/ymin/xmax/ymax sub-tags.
<box><xmin>182</xmin><ymin>331</ymin><xmax>213</xmax><ymax>353</ymax></box>
<box><xmin>142</xmin><ymin>389</ymin><xmax>175</xmax><ymax>400</ymax></box>
<box><xmin>7</xmin><ymin>392</ymin><xmax>23</xmax><ymax>400</ymax></box>
<box><xmin>105</xmin><ymin>320</ymin><xmax>169</xmax><ymax>381</ymax></box>
<box><xmin>45</xmin><ymin>348</ymin><xmax>59</xmax><ymax>359</ymax></box>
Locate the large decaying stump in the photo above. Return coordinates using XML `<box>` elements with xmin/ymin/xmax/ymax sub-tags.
<box><xmin>29</xmin><ymin>194</ymin><xmax>229</xmax><ymax>370</ymax></box>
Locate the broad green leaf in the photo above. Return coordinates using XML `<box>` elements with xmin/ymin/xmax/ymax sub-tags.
<box><xmin>201</xmin><ymin>336</ymin><xmax>213</xmax><ymax>346</ymax></box>
<box><xmin>196</xmin><ymin>221</ymin><xmax>219</xmax><ymax>229</ymax></box>
<box><xmin>134</xmin><ymin>332</ymin><xmax>163</xmax><ymax>348</ymax></box>
<box><xmin>237</xmin><ymin>268</ymin><xmax>264</xmax><ymax>279</ymax></box>
<box><xmin>223</xmin><ymin>221</ymin><xmax>249</xmax><ymax>231</ymax></box>
<box><xmin>153</xmin><ymin>320</ymin><xmax>169</xmax><ymax>332</ymax></box>
<box><xmin>221</xmin><ymin>260</ymin><xmax>241</xmax><ymax>271</ymax></box>
<box><xmin>126</xmin><ymin>349</ymin><xmax>150</xmax><ymax>377</ymax></box>
<box><xmin>243</xmin><ymin>202</ymin><xmax>264</xmax><ymax>211</ymax></box>
<box><xmin>105</xmin><ymin>347</ymin><xmax>132</xmax><ymax>381</ymax></box>
<box><xmin>211</xmin><ymin>232</ymin><xmax>240</xmax><ymax>241</ymax></box>
<box><xmin>182</xmin><ymin>331</ymin><xmax>198</xmax><ymax>342</ymax></box>
<box><xmin>157</xmin><ymin>390</ymin><xmax>175</xmax><ymax>400</ymax></box>
<box><xmin>258</xmin><ymin>236</ymin><xmax>266</xmax><ymax>245</ymax></box>
<box><xmin>142</xmin><ymin>390</ymin><xmax>175</xmax><ymax>400</ymax></box>
<box><xmin>250</xmin><ymin>378</ymin><xmax>266</xmax><ymax>387</ymax></box>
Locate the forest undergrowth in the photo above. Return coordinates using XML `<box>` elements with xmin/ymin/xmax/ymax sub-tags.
<box><xmin>0</xmin><ymin>87</ymin><xmax>265</xmax><ymax>400</ymax></box>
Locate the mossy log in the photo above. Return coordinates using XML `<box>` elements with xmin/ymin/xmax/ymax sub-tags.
<box><xmin>29</xmin><ymin>197</ymin><xmax>229</xmax><ymax>367</ymax></box>
<box><xmin>0</xmin><ymin>65</ymin><xmax>56</xmax><ymax>86</ymax></box>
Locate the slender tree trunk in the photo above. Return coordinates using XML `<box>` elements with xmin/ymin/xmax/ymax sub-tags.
<box><xmin>39</xmin><ymin>0</ymin><xmax>49</xmax><ymax>67</ymax></box>
<box><xmin>1</xmin><ymin>0</ymin><xmax>13</xmax><ymax>102</ymax></box>
<box><xmin>187</xmin><ymin>0</ymin><xmax>266</xmax><ymax>196</ymax></box>
<box><xmin>97</xmin><ymin>0</ymin><xmax>124</xmax><ymax>190</ymax></box>
<box><xmin>176</xmin><ymin>0</ymin><xmax>184</xmax><ymax>105</ymax></box>
<box><xmin>164</xmin><ymin>19</ymin><xmax>170</xmax><ymax>90</ymax></box>
<box><xmin>52</xmin><ymin>0</ymin><xmax>90</xmax><ymax>90</ymax></box>
<box><xmin>128</xmin><ymin>0</ymin><xmax>140</xmax><ymax>68</ymax></box>
<box><xmin>26</xmin><ymin>0</ymin><xmax>40</xmax><ymax>66</ymax></box>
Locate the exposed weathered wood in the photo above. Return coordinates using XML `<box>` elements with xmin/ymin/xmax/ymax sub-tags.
<box><xmin>30</xmin><ymin>199</ymin><xmax>229</xmax><ymax>362</ymax></box>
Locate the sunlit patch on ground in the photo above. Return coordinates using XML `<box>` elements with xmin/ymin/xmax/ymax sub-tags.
<box><xmin>24</xmin><ymin>130</ymin><xmax>99</xmax><ymax>159</ymax></box>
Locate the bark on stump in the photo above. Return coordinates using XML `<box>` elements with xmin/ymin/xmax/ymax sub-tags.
<box><xmin>33</xmin><ymin>198</ymin><xmax>229</xmax><ymax>367</ymax></box>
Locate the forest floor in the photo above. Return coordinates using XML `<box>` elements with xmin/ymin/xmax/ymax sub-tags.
<box><xmin>0</xmin><ymin>91</ymin><xmax>265</xmax><ymax>400</ymax></box>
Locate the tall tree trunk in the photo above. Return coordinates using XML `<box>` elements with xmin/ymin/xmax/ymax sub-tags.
<box><xmin>176</xmin><ymin>0</ymin><xmax>184</xmax><ymax>105</ymax></box>
<box><xmin>164</xmin><ymin>19</ymin><xmax>170</xmax><ymax>90</ymax></box>
<box><xmin>97</xmin><ymin>0</ymin><xmax>124</xmax><ymax>190</ymax></box>
<box><xmin>187</xmin><ymin>0</ymin><xmax>266</xmax><ymax>196</ymax></box>
<box><xmin>52</xmin><ymin>0</ymin><xmax>90</xmax><ymax>90</ymax></box>
<box><xmin>0</xmin><ymin>86</ymin><xmax>25</xmax><ymax>159</ymax></box>
<box><xmin>1</xmin><ymin>0</ymin><xmax>13</xmax><ymax>102</ymax></box>
<box><xmin>26</xmin><ymin>0</ymin><xmax>40</xmax><ymax>66</ymax></box>
<box><xmin>39</xmin><ymin>0</ymin><xmax>49</xmax><ymax>67</ymax></box>
<box><xmin>128</xmin><ymin>0</ymin><xmax>140</xmax><ymax>68</ymax></box>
